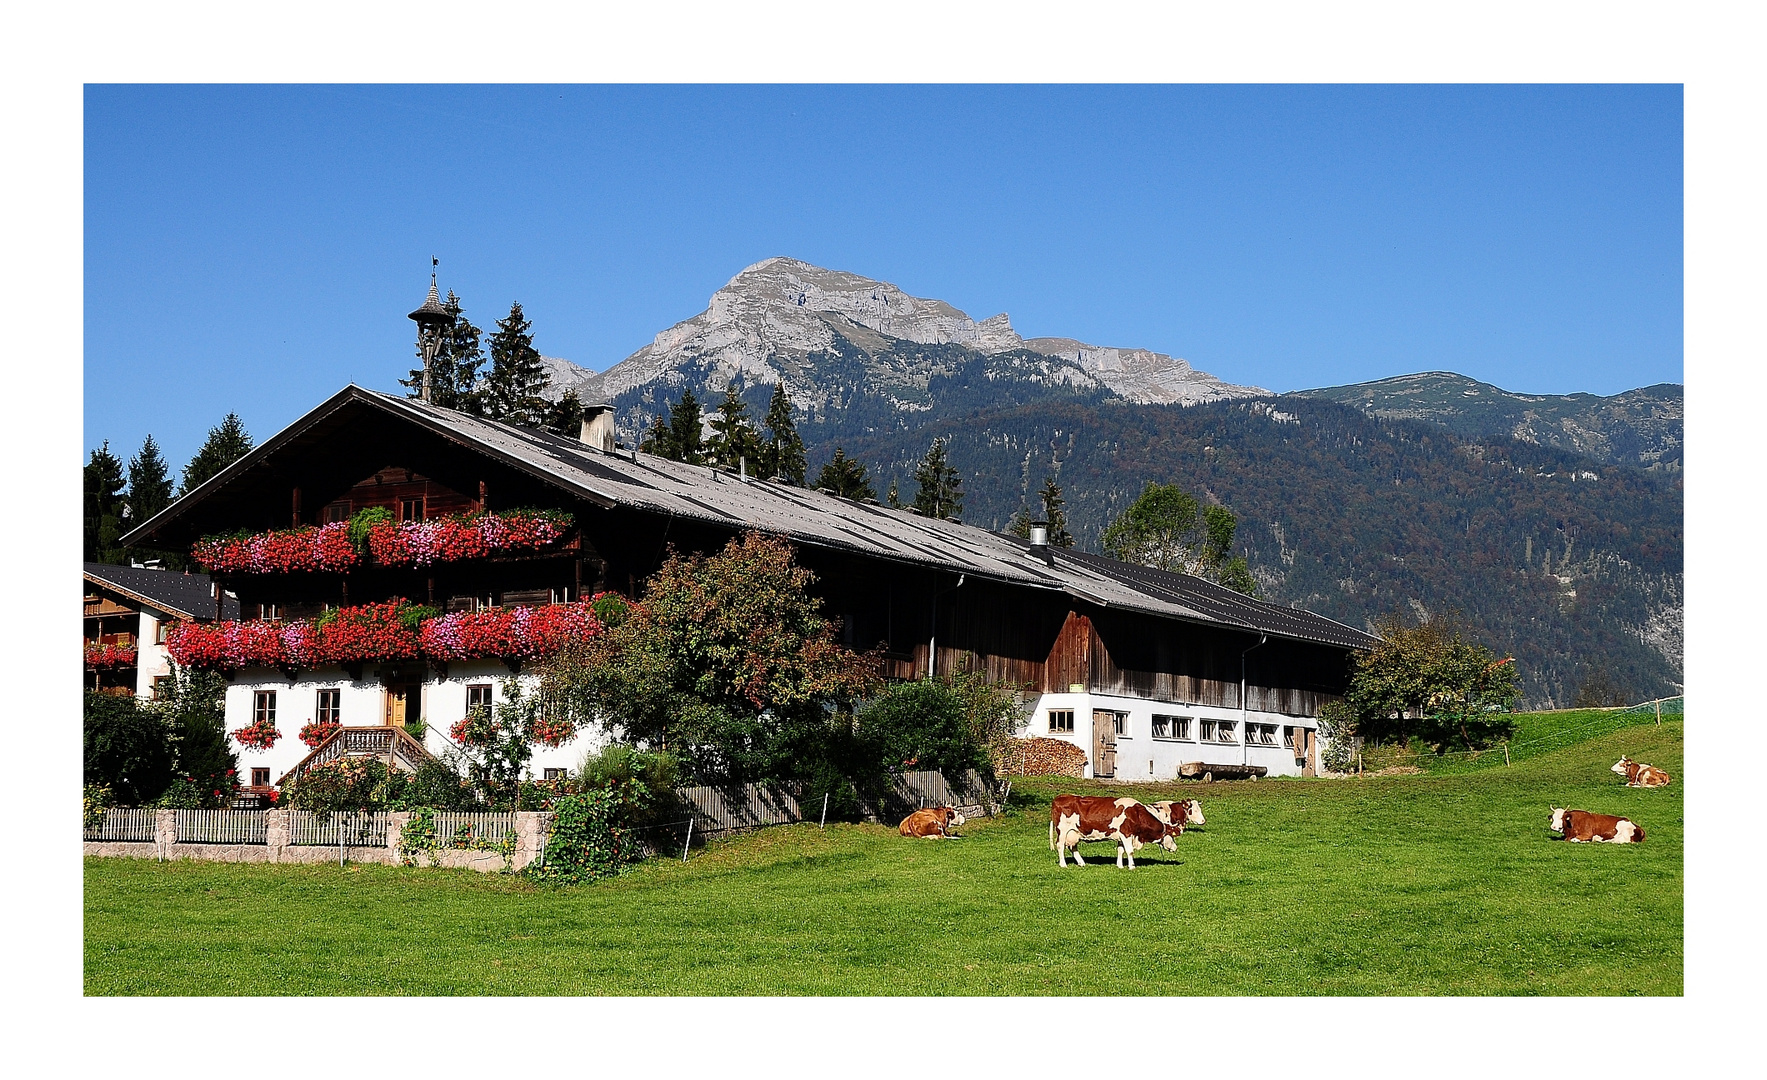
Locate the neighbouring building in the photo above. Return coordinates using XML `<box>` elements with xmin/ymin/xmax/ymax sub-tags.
<box><xmin>120</xmin><ymin>384</ymin><xmax>1375</xmax><ymax>789</ymax></box>
<box><xmin>84</xmin><ymin>562</ymin><xmax>238</xmax><ymax>698</ymax></box>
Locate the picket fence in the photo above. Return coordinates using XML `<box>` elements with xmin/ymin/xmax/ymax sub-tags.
<box><xmin>287</xmin><ymin>811</ymin><xmax>389</xmax><ymax>847</ymax></box>
<box><xmin>84</xmin><ymin>807</ymin><xmax>157</xmax><ymax>843</ymax></box>
<box><xmin>175</xmin><ymin>809</ymin><xmax>268</xmax><ymax>845</ymax></box>
<box><xmin>431</xmin><ymin>812</ymin><xmax>517</xmax><ymax>847</ymax></box>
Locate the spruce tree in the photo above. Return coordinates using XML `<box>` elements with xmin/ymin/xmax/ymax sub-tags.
<box><xmin>483</xmin><ymin>301</ymin><xmax>548</xmax><ymax>426</ymax></box>
<box><xmin>84</xmin><ymin>442</ymin><xmax>127</xmax><ymax>563</ymax></box>
<box><xmin>911</xmin><ymin>437</ymin><xmax>964</xmax><ymax>520</ymax></box>
<box><xmin>666</xmin><ymin>389</ymin><xmax>705</xmax><ymax>464</ymax></box>
<box><xmin>400</xmin><ymin>290</ymin><xmax>485</xmax><ymax>411</ymax></box>
<box><xmin>759</xmin><ymin>383</ymin><xmax>807</xmax><ymax>484</ymax></box>
<box><xmin>1008</xmin><ymin>477</ymin><xmax>1074</xmax><ymax>547</ymax></box>
<box><xmin>126</xmin><ymin>435</ymin><xmax>174</xmax><ymax>528</ymax></box>
<box><xmin>814</xmin><ymin>448</ymin><xmax>875</xmax><ymax>500</ymax></box>
<box><xmin>705</xmin><ymin>385</ymin><xmax>762</xmax><ymax>471</ymax></box>
<box><xmin>179</xmin><ymin>414</ymin><xmax>254</xmax><ymax>496</ymax></box>
<box><xmin>641</xmin><ymin>411</ymin><xmax>674</xmax><ymax>458</ymax></box>
<box><xmin>885</xmin><ymin>478</ymin><xmax>901</xmax><ymax>509</ymax></box>
<box><xmin>543</xmin><ymin>390</ymin><xmax>587</xmax><ymax>439</ymax></box>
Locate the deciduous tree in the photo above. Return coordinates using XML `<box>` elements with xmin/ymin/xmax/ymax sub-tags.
<box><xmin>1342</xmin><ymin>614</ymin><xmax>1521</xmax><ymax>753</ymax></box>
<box><xmin>1101</xmin><ymin>481</ymin><xmax>1257</xmax><ymax>594</ymax></box>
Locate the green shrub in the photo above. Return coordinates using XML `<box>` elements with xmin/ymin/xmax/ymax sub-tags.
<box><xmin>529</xmin><ymin>788</ymin><xmax>646</xmax><ymax>884</ymax></box>
<box><xmin>285</xmin><ymin>758</ymin><xmax>390</xmax><ymax>820</ymax></box>
<box><xmin>83</xmin><ymin>691</ymin><xmax>174</xmax><ymax>806</ymax></box>
<box><xmin>83</xmin><ymin>783</ymin><xmax>113</xmax><ymax>830</ymax></box>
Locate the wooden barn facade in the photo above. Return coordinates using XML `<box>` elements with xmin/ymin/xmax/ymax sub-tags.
<box><xmin>122</xmin><ymin>385</ymin><xmax>1374</xmax><ymax>786</ymax></box>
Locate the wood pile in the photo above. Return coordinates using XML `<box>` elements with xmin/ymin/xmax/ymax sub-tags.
<box><xmin>997</xmin><ymin>737</ymin><xmax>1088</xmax><ymax>778</ymax></box>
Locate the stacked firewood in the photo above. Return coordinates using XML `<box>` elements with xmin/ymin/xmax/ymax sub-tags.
<box><xmin>996</xmin><ymin>737</ymin><xmax>1088</xmax><ymax>778</ymax></box>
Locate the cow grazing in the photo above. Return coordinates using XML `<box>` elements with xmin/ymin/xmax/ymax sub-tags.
<box><xmin>1150</xmin><ymin>798</ymin><xmax>1206</xmax><ymax>828</ymax></box>
<box><xmin>1611</xmin><ymin>756</ymin><xmax>1672</xmax><ymax>788</ymax></box>
<box><xmin>1049</xmin><ymin>794</ymin><xmax>1182</xmax><ymax>868</ymax></box>
<box><xmin>1548</xmin><ymin>806</ymin><xmax>1645</xmax><ymax>844</ymax></box>
<box><xmin>899</xmin><ymin>806</ymin><xmax>965</xmax><ymax>839</ymax></box>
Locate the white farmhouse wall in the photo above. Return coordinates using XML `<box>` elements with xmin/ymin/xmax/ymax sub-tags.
<box><xmin>223</xmin><ymin>664</ymin><xmax>611</xmax><ymax>787</ymax></box>
<box><xmin>133</xmin><ymin>609</ymin><xmax>176</xmax><ymax>699</ymax></box>
<box><xmin>1019</xmin><ymin>691</ymin><xmax>1318</xmax><ymax>780</ymax></box>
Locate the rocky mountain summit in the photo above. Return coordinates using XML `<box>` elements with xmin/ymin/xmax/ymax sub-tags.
<box><xmin>549</xmin><ymin>257</ymin><xmax>1265</xmax><ymax>432</ymax></box>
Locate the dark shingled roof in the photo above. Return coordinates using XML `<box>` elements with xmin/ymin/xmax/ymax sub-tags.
<box><xmin>84</xmin><ymin>563</ymin><xmax>238</xmax><ymax>621</ymax></box>
<box><xmin>122</xmin><ymin>385</ymin><xmax>1375</xmax><ymax>650</ymax></box>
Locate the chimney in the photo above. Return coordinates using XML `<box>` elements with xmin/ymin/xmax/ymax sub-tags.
<box><xmin>578</xmin><ymin>402</ymin><xmax>617</xmax><ymax>452</ymax></box>
<box><xmin>1028</xmin><ymin>520</ymin><xmax>1053</xmax><ymax>566</ymax></box>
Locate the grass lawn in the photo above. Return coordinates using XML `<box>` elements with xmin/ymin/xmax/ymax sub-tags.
<box><xmin>84</xmin><ymin>722</ymin><xmax>1682</xmax><ymax>996</ymax></box>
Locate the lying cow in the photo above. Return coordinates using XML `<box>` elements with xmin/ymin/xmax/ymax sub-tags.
<box><xmin>1548</xmin><ymin>806</ymin><xmax>1645</xmax><ymax>844</ymax></box>
<box><xmin>1150</xmin><ymin>798</ymin><xmax>1206</xmax><ymax>828</ymax></box>
<box><xmin>1050</xmin><ymin>794</ymin><xmax>1181</xmax><ymax>868</ymax></box>
<box><xmin>1612</xmin><ymin>756</ymin><xmax>1672</xmax><ymax>788</ymax></box>
<box><xmin>899</xmin><ymin>806</ymin><xmax>965</xmax><ymax>838</ymax></box>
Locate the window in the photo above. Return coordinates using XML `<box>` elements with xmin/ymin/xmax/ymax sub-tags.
<box><xmin>152</xmin><ymin>675</ymin><xmax>172</xmax><ymax>699</ymax></box>
<box><xmin>1248</xmin><ymin>723</ymin><xmax>1278</xmax><ymax>746</ymax></box>
<box><xmin>315</xmin><ymin>688</ymin><xmax>341</xmax><ymax>725</ymax></box>
<box><xmin>154</xmin><ymin>620</ymin><xmax>169</xmax><ymax>644</ymax></box>
<box><xmin>1047</xmin><ymin>709</ymin><xmax>1075</xmax><ymax>733</ymax></box>
<box><xmin>1112</xmin><ymin>713</ymin><xmax>1130</xmax><ymax>738</ymax></box>
<box><xmin>322</xmin><ymin>501</ymin><xmax>351</xmax><ymax>524</ymax></box>
<box><xmin>1152</xmin><ymin>715</ymin><xmax>1192</xmax><ymax>740</ymax></box>
<box><xmin>250</xmin><ymin>768</ymin><xmax>270</xmax><ymax>787</ymax></box>
<box><xmin>400</xmin><ymin>496</ymin><xmax>425</xmax><ymax>522</ymax></box>
<box><xmin>467</xmin><ymin>684</ymin><xmax>494</xmax><ymax>717</ymax></box>
<box><xmin>254</xmin><ymin>602</ymin><xmax>281</xmax><ymax>621</ymax></box>
<box><xmin>253</xmin><ymin>690</ymin><xmax>276</xmax><ymax>725</ymax></box>
<box><xmin>543</xmin><ymin>768</ymin><xmax>566</xmax><ymax>781</ymax></box>
<box><xmin>1201</xmin><ymin>719</ymin><xmax>1236</xmax><ymax>743</ymax></box>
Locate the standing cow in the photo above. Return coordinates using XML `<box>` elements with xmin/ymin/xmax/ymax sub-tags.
<box><xmin>1548</xmin><ymin>806</ymin><xmax>1645</xmax><ymax>843</ymax></box>
<box><xmin>1611</xmin><ymin>756</ymin><xmax>1672</xmax><ymax>788</ymax></box>
<box><xmin>899</xmin><ymin>806</ymin><xmax>965</xmax><ymax>838</ymax></box>
<box><xmin>1050</xmin><ymin>794</ymin><xmax>1181</xmax><ymax>868</ymax></box>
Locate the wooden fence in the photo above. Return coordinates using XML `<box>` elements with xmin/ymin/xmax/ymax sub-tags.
<box><xmin>287</xmin><ymin>810</ymin><xmax>390</xmax><ymax>847</ymax></box>
<box><xmin>174</xmin><ymin>809</ymin><xmax>268</xmax><ymax>845</ymax></box>
<box><xmin>85</xmin><ymin>807</ymin><xmax>157</xmax><ymax>843</ymax></box>
<box><xmin>431</xmin><ymin>812</ymin><xmax>518</xmax><ymax>847</ymax></box>
<box><xmin>675</xmin><ymin>770</ymin><xmax>996</xmax><ymax>836</ymax></box>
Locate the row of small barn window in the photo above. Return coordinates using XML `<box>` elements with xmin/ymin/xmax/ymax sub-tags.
<box><xmin>1046</xmin><ymin>709</ymin><xmax>1282</xmax><ymax>746</ymax></box>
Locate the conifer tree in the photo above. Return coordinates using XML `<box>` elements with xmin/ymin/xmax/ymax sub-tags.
<box><xmin>400</xmin><ymin>291</ymin><xmax>485</xmax><ymax>411</ymax></box>
<box><xmin>759</xmin><ymin>383</ymin><xmax>807</xmax><ymax>484</ymax></box>
<box><xmin>482</xmin><ymin>301</ymin><xmax>548</xmax><ymax>426</ymax></box>
<box><xmin>814</xmin><ymin>448</ymin><xmax>875</xmax><ymax>500</ymax></box>
<box><xmin>543</xmin><ymin>390</ymin><xmax>587</xmax><ymax>439</ymax></box>
<box><xmin>1010</xmin><ymin>476</ymin><xmax>1075</xmax><ymax>547</ymax></box>
<box><xmin>911</xmin><ymin>437</ymin><xmax>964</xmax><ymax>520</ymax></box>
<box><xmin>126</xmin><ymin>435</ymin><xmax>174</xmax><ymax>528</ymax></box>
<box><xmin>178</xmin><ymin>414</ymin><xmax>254</xmax><ymax>497</ymax></box>
<box><xmin>666</xmin><ymin>388</ymin><xmax>705</xmax><ymax>464</ymax></box>
<box><xmin>641</xmin><ymin>411</ymin><xmax>674</xmax><ymax>458</ymax></box>
<box><xmin>84</xmin><ymin>441</ymin><xmax>127</xmax><ymax>563</ymax></box>
<box><xmin>885</xmin><ymin>478</ymin><xmax>902</xmax><ymax>509</ymax></box>
<box><xmin>705</xmin><ymin>385</ymin><xmax>763</xmax><ymax>471</ymax></box>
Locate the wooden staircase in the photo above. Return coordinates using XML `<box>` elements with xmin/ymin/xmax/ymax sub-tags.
<box><xmin>276</xmin><ymin>726</ymin><xmax>436</xmax><ymax>787</ymax></box>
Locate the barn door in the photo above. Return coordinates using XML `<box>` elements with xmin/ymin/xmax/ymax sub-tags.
<box><xmin>1092</xmin><ymin>710</ymin><xmax>1118</xmax><ymax>778</ymax></box>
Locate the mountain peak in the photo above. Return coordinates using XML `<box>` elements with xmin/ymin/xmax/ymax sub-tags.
<box><xmin>555</xmin><ymin>258</ymin><xmax>1266</xmax><ymax>415</ymax></box>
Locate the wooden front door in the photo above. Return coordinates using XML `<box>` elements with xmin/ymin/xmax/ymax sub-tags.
<box><xmin>385</xmin><ymin>684</ymin><xmax>420</xmax><ymax>728</ymax></box>
<box><xmin>1092</xmin><ymin>710</ymin><xmax>1118</xmax><ymax>778</ymax></box>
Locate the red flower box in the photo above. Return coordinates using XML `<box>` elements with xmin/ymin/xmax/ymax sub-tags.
<box><xmin>418</xmin><ymin>600</ymin><xmax>603</xmax><ymax>662</ymax></box>
<box><xmin>192</xmin><ymin>521</ymin><xmax>358</xmax><ymax>574</ymax></box>
<box><xmin>84</xmin><ymin>643</ymin><xmax>138</xmax><ymax>669</ymax></box>
<box><xmin>367</xmin><ymin>510</ymin><xmax>573</xmax><ymax>568</ymax></box>
<box><xmin>298</xmin><ymin>719</ymin><xmax>342</xmax><ymax>748</ymax></box>
<box><xmin>233</xmin><ymin>716</ymin><xmax>281</xmax><ymax>750</ymax></box>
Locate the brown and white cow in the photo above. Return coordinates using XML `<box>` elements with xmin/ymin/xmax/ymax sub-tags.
<box><xmin>899</xmin><ymin>806</ymin><xmax>965</xmax><ymax>838</ymax></box>
<box><xmin>1611</xmin><ymin>756</ymin><xmax>1672</xmax><ymax>788</ymax></box>
<box><xmin>1150</xmin><ymin>798</ymin><xmax>1206</xmax><ymax>828</ymax></box>
<box><xmin>1548</xmin><ymin>806</ymin><xmax>1645</xmax><ymax>844</ymax></box>
<box><xmin>1049</xmin><ymin>794</ymin><xmax>1181</xmax><ymax>867</ymax></box>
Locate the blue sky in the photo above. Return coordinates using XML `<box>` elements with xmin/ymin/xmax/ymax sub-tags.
<box><xmin>84</xmin><ymin>84</ymin><xmax>1682</xmax><ymax>474</ymax></box>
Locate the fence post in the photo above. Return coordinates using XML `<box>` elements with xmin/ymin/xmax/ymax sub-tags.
<box><xmin>1656</xmin><ymin>699</ymin><xmax>1662</xmax><ymax>726</ymax></box>
<box><xmin>820</xmin><ymin>792</ymin><xmax>829</xmax><ymax>829</ymax></box>
<box><xmin>682</xmin><ymin>817</ymin><xmax>693</xmax><ymax>862</ymax></box>
<box><xmin>1503</xmin><ymin>743</ymin><xmax>1510</xmax><ymax>767</ymax></box>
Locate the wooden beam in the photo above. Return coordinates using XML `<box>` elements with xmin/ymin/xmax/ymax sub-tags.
<box><xmin>478</xmin><ymin>480</ymin><xmax>488</xmax><ymax>512</ymax></box>
<box><xmin>292</xmin><ymin>486</ymin><xmax>302</xmax><ymax>527</ymax></box>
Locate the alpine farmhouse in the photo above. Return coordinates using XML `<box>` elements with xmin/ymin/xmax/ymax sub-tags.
<box><xmin>120</xmin><ymin>385</ymin><xmax>1375</xmax><ymax>799</ymax></box>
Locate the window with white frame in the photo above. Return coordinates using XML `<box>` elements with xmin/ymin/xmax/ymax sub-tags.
<box><xmin>467</xmin><ymin>683</ymin><xmax>494</xmax><ymax>717</ymax></box>
<box><xmin>1047</xmin><ymin>709</ymin><xmax>1075</xmax><ymax>733</ymax></box>
<box><xmin>1248</xmin><ymin>722</ymin><xmax>1278</xmax><ymax>746</ymax></box>
<box><xmin>315</xmin><ymin>688</ymin><xmax>341</xmax><ymax>725</ymax></box>
<box><xmin>543</xmin><ymin>768</ymin><xmax>565</xmax><ymax>781</ymax></box>
<box><xmin>1113</xmin><ymin>713</ymin><xmax>1130</xmax><ymax>738</ymax></box>
<box><xmin>1152</xmin><ymin>714</ymin><xmax>1192</xmax><ymax>740</ymax></box>
<box><xmin>253</xmin><ymin>690</ymin><xmax>276</xmax><ymax>725</ymax></box>
<box><xmin>1201</xmin><ymin>718</ymin><xmax>1236</xmax><ymax>743</ymax></box>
